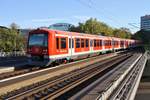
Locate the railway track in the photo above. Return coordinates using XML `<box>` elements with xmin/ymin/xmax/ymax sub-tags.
<box><xmin>0</xmin><ymin>53</ymin><xmax>132</xmax><ymax>100</ymax></box>
<box><xmin>0</xmin><ymin>53</ymin><xmax>116</xmax><ymax>80</ymax></box>
<box><xmin>0</xmin><ymin>53</ymin><xmax>118</xmax><ymax>95</ymax></box>
<box><xmin>0</xmin><ymin>67</ymin><xmax>40</xmax><ymax>80</ymax></box>
<box><xmin>0</xmin><ymin>50</ymin><xmax>129</xmax><ymax>81</ymax></box>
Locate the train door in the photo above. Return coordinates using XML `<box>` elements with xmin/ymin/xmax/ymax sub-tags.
<box><xmin>102</xmin><ymin>39</ymin><xmax>104</xmax><ymax>50</ymax></box>
<box><xmin>112</xmin><ymin>38</ymin><xmax>115</xmax><ymax>52</ymax></box>
<box><xmin>68</xmin><ymin>36</ymin><xmax>71</xmax><ymax>56</ymax></box>
<box><xmin>72</xmin><ymin>37</ymin><xmax>75</xmax><ymax>55</ymax></box>
<box><xmin>90</xmin><ymin>39</ymin><xmax>93</xmax><ymax>53</ymax></box>
<box><xmin>68</xmin><ymin>36</ymin><xmax>74</xmax><ymax>59</ymax></box>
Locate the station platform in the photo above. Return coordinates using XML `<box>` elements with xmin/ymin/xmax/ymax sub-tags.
<box><xmin>0</xmin><ymin>56</ymin><xmax>28</xmax><ymax>74</ymax></box>
<box><xmin>0</xmin><ymin>67</ymin><xmax>14</xmax><ymax>74</ymax></box>
<box><xmin>0</xmin><ymin>62</ymin><xmax>28</xmax><ymax>74</ymax></box>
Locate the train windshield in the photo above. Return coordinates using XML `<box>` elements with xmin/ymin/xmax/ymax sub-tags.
<box><xmin>28</xmin><ymin>33</ymin><xmax>48</xmax><ymax>47</ymax></box>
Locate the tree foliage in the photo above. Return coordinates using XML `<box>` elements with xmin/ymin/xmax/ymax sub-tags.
<box><xmin>0</xmin><ymin>23</ymin><xmax>25</xmax><ymax>52</ymax></box>
<box><xmin>69</xmin><ymin>18</ymin><xmax>132</xmax><ymax>38</ymax></box>
<box><xmin>133</xmin><ymin>29</ymin><xmax>150</xmax><ymax>50</ymax></box>
<box><xmin>133</xmin><ymin>29</ymin><xmax>150</xmax><ymax>44</ymax></box>
<box><xmin>10</xmin><ymin>22</ymin><xmax>20</xmax><ymax>30</ymax></box>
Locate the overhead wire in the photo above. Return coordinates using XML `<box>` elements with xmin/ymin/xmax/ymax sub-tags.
<box><xmin>75</xmin><ymin>0</ymin><xmax>123</xmax><ymax>27</ymax></box>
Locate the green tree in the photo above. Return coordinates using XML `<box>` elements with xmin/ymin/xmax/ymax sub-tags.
<box><xmin>69</xmin><ymin>23</ymin><xmax>85</xmax><ymax>33</ymax></box>
<box><xmin>133</xmin><ymin>29</ymin><xmax>150</xmax><ymax>44</ymax></box>
<box><xmin>0</xmin><ymin>23</ymin><xmax>25</xmax><ymax>52</ymax></box>
<box><xmin>133</xmin><ymin>29</ymin><xmax>150</xmax><ymax>50</ymax></box>
<box><xmin>69</xmin><ymin>18</ymin><xmax>131</xmax><ymax>38</ymax></box>
<box><xmin>112</xmin><ymin>27</ymin><xmax>132</xmax><ymax>38</ymax></box>
<box><xmin>10</xmin><ymin>22</ymin><xmax>19</xmax><ymax>30</ymax></box>
<box><xmin>80</xmin><ymin>18</ymin><xmax>113</xmax><ymax>35</ymax></box>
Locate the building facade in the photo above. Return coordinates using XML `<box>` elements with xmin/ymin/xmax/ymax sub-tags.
<box><xmin>141</xmin><ymin>15</ymin><xmax>150</xmax><ymax>30</ymax></box>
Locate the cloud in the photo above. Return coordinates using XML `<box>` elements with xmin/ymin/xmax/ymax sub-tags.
<box><xmin>31</xmin><ymin>16</ymin><xmax>91</xmax><ymax>23</ymax></box>
<box><xmin>30</xmin><ymin>15</ymin><xmax>92</xmax><ymax>27</ymax></box>
<box><xmin>31</xmin><ymin>18</ymin><xmax>68</xmax><ymax>23</ymax></box>
<box><xmin>73</xmin><ymin>15</ymin><xmax>91</xmax><ymax>21</ymax></box>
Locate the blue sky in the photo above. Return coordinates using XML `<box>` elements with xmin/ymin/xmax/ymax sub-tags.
<box><xmin>0</xmin><ymin>0</ymin><xmax>150</xmax><ymax>33</ymax></box>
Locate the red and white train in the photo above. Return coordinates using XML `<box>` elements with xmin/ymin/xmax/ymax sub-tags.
<box><xmin>27</xmin><ymin>28</ymin><xmax>138</xmax><ymax>66</ymax></box>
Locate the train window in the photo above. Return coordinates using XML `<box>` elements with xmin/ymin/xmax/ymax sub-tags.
<box><xmin>69</xmin><ymin>38</ymin><xmax>71</xmax><ymax>48</ymax></box>
<box><xmin>86</xmin><ymin>39</ymin><xmax>89</xmax><ymax>47</ymax></box>
<box><xmin>104</xmin><ymin>40</ymin><xmax>107</xmax><ymax>46</ymax></box>
<box><xmin>110</xmin><ymin>40</ymin><xmax>111</xmax><ymax>46</ymax></box>
<box><xmin>120</xmin><ymin>41</ymin><xmax>124</xmax><ymax>47</ymax></box>
<box><xmin>56</xmin><ymin>37</ymin><xmax>59</xmax><ymax>49</ymax></box>
<box><xmin>61</xmin><ymin>38</ymin><xmax>66</xmax><ymax>49</ymax></box>
<box><xmin>107</xmin><ymin>41</ymin><xmax>109</xmax><ymax>46</ymax></box>
<box><xmin>109</xmin><ymin>40</ymin><xmax>111</xmax><ymax>46</ymax></box>
<box><xmin>94</xmin><ymin>39</ymin><xmax>96</xmax><ymax>47</ymax></box>
<box><xmin>90</xmin><ymin>40</ymin><xmax>93</xmax><ymax>47</ymax></box>
<box><xmin>29</xmin><ymin>33</ymin><xmax>48</xmax><ymax>47</ymax></box>
<box><xmin>107</xmin><ymin>41</ymin><xmax>108</xmax><ymax>46</ymax></box>
<box><xmin>44</xmin><ymin>34</ymin><xmax>48</xmax><ymax>47</ymax></box>
<box><xmin>76</xmin><ymin>38</ymin><xmax>80</xmax><ymax>48</ymax></box>
<box><xmin>99</xmin><ymin>40</ymin><xmax>102</xmax><ymax>46</ymax></box>
<box><xmin>110</xmin><ymin>41</ymin><xmax>112</xmax><ymax>46</ymax></box>
<box><xmin>105</xmin><ymin>40</ymin><xmax>110</xmax><ymax>46</ymax></box>
<box><xmin>81</xmin><ymin>39</ymin><xmax>84</xmax><ymax>48</ymax></box>
<box><xmin>97</xmin><ymin>40</ymin><xmax>100</xmax><ymax>47</ymax></box>
<box><xmin>113</xmin><ymin>41</ymin><xmax>115</xmax><ymax>46</ymax></box>
<box><xmin>72</xmin><ymin>39</ymin><xmax>74</xmax><ymax>48</ymax></box>
<box><xmin>120</xmin><ymin>41</ymin><xmax>122</xmax><ymax>45</ymax></box>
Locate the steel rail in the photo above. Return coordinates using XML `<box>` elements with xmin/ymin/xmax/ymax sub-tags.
<box><xmin>3</xmin><ymin>54</ymin><xmax>131</xmax><ymax>100</ymax></box>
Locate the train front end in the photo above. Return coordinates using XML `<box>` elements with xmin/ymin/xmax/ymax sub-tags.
<box><xmin>27</xmin><ymin>29</ymin><xmax>50</xmax><ymax>66</ymax></box>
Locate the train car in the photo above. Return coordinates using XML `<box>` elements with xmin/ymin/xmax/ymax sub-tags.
<box><xmin>125</xmin><ymin>39</ymin><xmax>134</xmax><ymax>48</ymax></box>
<box><xmin>112</xmin><ymin>37</ymin><xmax>121</xmax><ymax>51</ymax></box>
<box><xmin>119</xmin><ymin>38</ymin><xmax>126</xmax><ymax>50</ymax></box>
<box><xmin>27</xmin><ymin>28</ymin><xmax>137</xmax><ymax>66</ymax></box>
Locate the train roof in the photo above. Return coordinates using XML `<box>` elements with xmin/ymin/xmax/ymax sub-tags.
<box><xmin>29</xmin><ymin>28</ymin><xmax>136</xmax><ymax>41</ymax></box>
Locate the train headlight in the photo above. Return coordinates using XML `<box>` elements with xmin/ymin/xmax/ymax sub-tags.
<box><xmin>42</xmin><ymin>49</ymin><xmax>48</xmax><ymax>55</ymax></box>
